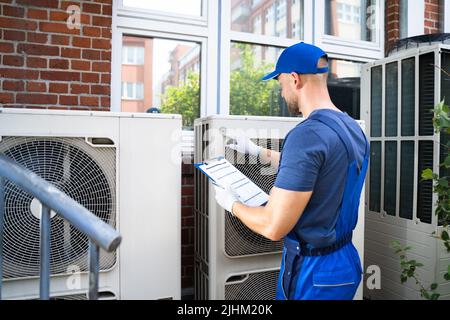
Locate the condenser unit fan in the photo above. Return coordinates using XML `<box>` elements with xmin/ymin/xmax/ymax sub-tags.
<box><xmin>223</xmin><ymin>138</ymin><xmax>284</xmax><ymax>257</ymax></box>
<box><xmin>0</xmin><ymin>137</ymin><xmax>116</xmax><ymax>279</ymax></box>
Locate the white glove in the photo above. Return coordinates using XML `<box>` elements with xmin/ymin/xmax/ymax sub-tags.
<box><xmin>214</xmin><ymin>184</ymin><xmax>240</xmax><ymax>214</ymax></box>
<box><xmin>227</xmin><ymin>136</ymin><xmax>262</xmax><ymax>157</ymax></box>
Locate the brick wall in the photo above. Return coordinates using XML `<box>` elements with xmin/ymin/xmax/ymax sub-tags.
<box><xmin>424</xmin><ymin>0</ymin><xmax>442</xmax><ymax>34</ymax></box>
<box><xmin>0</xmin><ymin>0</ymin><xmax>111</xmax><ymax>110</ymax></box>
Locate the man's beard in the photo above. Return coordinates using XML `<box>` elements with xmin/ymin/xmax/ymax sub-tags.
<box><xmin>286</xmin><ymin>96</ymin><xmax>300</xmax><ymax>116</ymax></box>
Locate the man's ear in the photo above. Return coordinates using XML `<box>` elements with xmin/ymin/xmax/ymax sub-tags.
<box><xmin>290</xmin><ymin>72</ymin><xmax>303</xmax><ymax>89</ymax></box>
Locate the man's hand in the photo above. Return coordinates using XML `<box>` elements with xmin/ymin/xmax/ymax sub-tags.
<box><xmin>214</xmin><ymin>184</ymin><xmax>240</xmax><ymax>214</ymax></box>
<box><xmin>227</xmin><ymin>136</ymin><xmax>262</xmax><ymax>157</ymax></box>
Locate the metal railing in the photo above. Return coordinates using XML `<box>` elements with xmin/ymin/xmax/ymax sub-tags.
<box><xmin>0</xmin><ymin>153</ymin><xmax>122</xmax><ymax>300</ymax></box>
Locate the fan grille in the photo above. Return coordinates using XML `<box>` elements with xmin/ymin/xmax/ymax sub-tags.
<box><xmin>0</xmin><ymin>137</ymin><xmax>116</xmax><ymax>279</ymax></box>
<box><xmin>224</xmin><ymin>270</ymin><xmax>279</xmax><ymax>300</ymax></box>
<box><xmin>223</xmin><ymin>139</ymin><xmax>284</xmax><ymax>257</ymax></box>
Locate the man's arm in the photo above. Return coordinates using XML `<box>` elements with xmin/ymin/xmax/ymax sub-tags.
<box><xmin>231</xmin><ymin>186</ymin><xmax>312</xmax><ymax>241</ymax></box>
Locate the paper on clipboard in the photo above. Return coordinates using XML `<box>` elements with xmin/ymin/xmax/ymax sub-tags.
<box><xmin>195</xmin><ymin>157</ymin><xmax>269</xmax><ymax>207</ymax></box>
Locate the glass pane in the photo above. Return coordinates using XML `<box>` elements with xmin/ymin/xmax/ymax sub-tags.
<box><xmin>399</xmin><ymin>0</ymin><xmax>408</xmax><ymax>39</ymax></box>
<box><xmin>369</xmin><ymin>141</ymin><xmax>381</xmax><ymax>212</ymax></box>
<box><xmin>419</xmin><ymin>53</ymin><xmax>435</xmax><ymax>136</ymax></box>
<box><xmin>230</xmin><ymin>42</ymin><xmax>294</xmax><ymax>117</ymax></box>
<box><xmin>417</xmin><ymin>141</ymin><xmax>433</xmax><ymax>224</ymax></box>
<box><xmin>401</xmin><ymin>58</ymin><xmax>415</xmax><ymax>136</ymax></box>
<box><xmin>385</xmin><ymin>62</ymin><xmax>398</xmax><ymax>137</ymax></box>
<box><xmin>328</xmin><ymin>59</ymin><xmax>362</xmax><ymax>119</ymax></box>
<box><xmin>325</xmin><ymin>0</ymin><xmax>378</xmax><ymax>42</ymax></box>
<box><xmin>121</xmin><ymin>36</ymin><xmax>201</xmax><ymax>129</ymax></box>
<box><xmin>384</xmin><ymin>141</ymin><xmax>397</xmax><ymax>216</ymax></box>
<box><xmin>400</xmin><ymin>141</ymin><xmax>414</xmax><ymax>220</ymax></box>
<box><xmin>122</xmin><ymin>0</ymin><xmax>202</xmax><ymax>17</ymax></box>
<box><xmin>231</xmin><ymin>0</ymin><xmax>304</xmax><ymax>39</ymax></box>
<box><xmin>371</xmin><ymin>66</ymin><xmax>382</xmax><ymax>137</ymax></box>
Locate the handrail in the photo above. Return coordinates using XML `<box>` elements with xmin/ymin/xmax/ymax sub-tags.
<box><xmin>0</xmin><ymin>153</ymin><xmax>122</xmax><ymax>300</ymax></box>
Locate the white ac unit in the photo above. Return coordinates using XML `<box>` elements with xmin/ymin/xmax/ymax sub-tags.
<box><xmin>0</xmin><ymin>108</ymin><xmax>181</xmax><ymax>300</ymax></box>
<box><xmin>361</xmin><ymin>43</ymin><xmax>450</xmax><ymax>300</ymax></box>
<box><xmin>194</xmin><ymin>115</ymin><xmax>365</xmax><ymax>300</ymax></box>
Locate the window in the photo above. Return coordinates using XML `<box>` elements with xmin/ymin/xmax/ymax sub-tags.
<box><xmin>399</xmin><ymin>0</ymin><xmax>408</xmax><ymax>39</ymax></box>
<box><xmin>229</xmin><ymin>42</ymin><xmax>290</xmax><ymax>117</ymax></box>
<box><xmin>122</xmin><ymin>82</ymin><xmax>144</xmax><ymax>100</ymax></box>
<box><xmin>121</xmin><ymin>36</ymin><xmax>201</xmax><ymax>127</ymax></box>
<box><xmin>327</xmin><ymin>59</ymin><xmax>362</xmax><ymax>119</ymax></box>
<box><xmin>122</xmin><ymin>0</ymin><xmax>203</xmax><ymax>17</ymax></box>
<box><xmin>122</xmin><ymin>46</ymin><xmax>144</xmax><ymax>65</ymax></box>
<box><xmin>231</xmin><ymin>0</ymin><xmax>304</xmax><ymax>39</ymax></box>
<box><xmin>325</xmin><ymin>0</ymin><xmax>378</xmax><ymax>42</ymax></box>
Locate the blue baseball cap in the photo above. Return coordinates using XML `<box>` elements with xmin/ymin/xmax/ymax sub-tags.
<box><xmin>261</xmin><ymin>42</ymin><xmax>329</xmax><ymax>81</ymax></box>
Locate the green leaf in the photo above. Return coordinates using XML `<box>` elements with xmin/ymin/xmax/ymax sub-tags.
<box><xmin>430</xmin><ymin>293</ymin><xmax>440</xmax><ymax>300</ymax></box>
<box><xmin>400</xmin><ymin>275</ymin><xmax>407</xmax><ymax>283</ymax></box>
<box><xmin>422</xmin><ymin>168</ymin><xmax>434</xmax><ymax>180</ymax></box>
<box><xmin>441</xmin><ymin>230</ymin><xmax>449</xmax><ymax>241</ymax></box>
<box><xmin>430</xmin><ymin>283</ymin><xmax>438</xmax><ymax>290</ymax></box>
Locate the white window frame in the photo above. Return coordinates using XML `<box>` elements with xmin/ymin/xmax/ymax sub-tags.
<box><xmin>314</xmin><ymin>0</ymin><xmax>384</xmax><ymax>60</ymax></box>
<box><xmin>122</xmin><ymin>45</ymin><xmax>144</xmax><ymax>65</ymax></box>
<box><xmin>122</xmin><ymin>81</ymin><xmax>144</xmax><ymax>100</ymax></box>
<box><xmin>405</xmin><ymin>0</ymin><xmax>425</xmax><ymax>38</ymax></box>
<box><xmin>111</xmin><ymin>0</ymin><xmax>219</xmax><ymax>116</ymax></box>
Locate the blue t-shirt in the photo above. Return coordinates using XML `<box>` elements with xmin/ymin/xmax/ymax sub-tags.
<box><xmin>274</xmin><ymin>109</ymin><xmax>367</xmax><ymax>248</ymax></box>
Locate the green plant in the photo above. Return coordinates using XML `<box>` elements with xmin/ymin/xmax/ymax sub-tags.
<box><xmin>391</xmin><ymin>99</ymin><xmax>450</xmax><ymax>299</ymax></box>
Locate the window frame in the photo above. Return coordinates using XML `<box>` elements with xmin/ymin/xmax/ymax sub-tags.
<box><xmin>111</xmin><ymin>0</ymin><xmax>219</xmax><ymax>117</ymax></box>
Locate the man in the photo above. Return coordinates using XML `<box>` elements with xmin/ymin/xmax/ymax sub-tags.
<box><xmin>214</xmin><ymin>42</ymin><xmax>369</xmax><ymax>300</ymax></box>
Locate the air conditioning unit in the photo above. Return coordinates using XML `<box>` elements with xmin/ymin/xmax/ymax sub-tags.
<box><xmin>0</xmin><ymin>108</ymin><xmax>181</xmax><ymax>300</ymax></box>
<box><xmin>361</xmin><ymin>41</ymin><xmax>450</xmax><ymax>299</ymax></box>
<box><xmin>194</xmin><ymin>115</ymin><xmax>365</xmax><ymax>300</ymax></box>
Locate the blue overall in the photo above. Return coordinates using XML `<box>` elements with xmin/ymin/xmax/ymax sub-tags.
<box><xmin>275</xmin><ymin>111</ymin><xmax>369</xmax><ymax>300</ymax></box>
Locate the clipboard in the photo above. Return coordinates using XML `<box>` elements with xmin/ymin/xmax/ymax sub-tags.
<box><xmin>195</xmin><ymin>156</ymin><xmax>269</xmax><ymax>207</ymax></box>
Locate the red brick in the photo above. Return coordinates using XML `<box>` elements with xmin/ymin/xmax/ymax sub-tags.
<box><xmin>3</xmin><ymin>80</ymin><xmax>24</xmax><ymax>91</ymax></box>
<box><xmin>49</xmin><ymin>11</ymin><xmax>69</xmax><ymax>22</ymax></box>
<box><xmin>60</xmin><ymin>1</ymin><xmax>83</xmax><ymax>10</ymax></box>
<box><xmin>16</xmin><ymin>0</ymin><xmax>59</xmax><ymax>8</ymax></box>
<box><xmin>71</xmin><ymin>83</ymin><xmax>89</xmax><ymax>94</ymax></box>
<box><xmin>16</xmin><ymin>93</ymin><xmax>57</xmax><ymax>104</ymax></box>
<box><xmin>3</xmin><ymin>5</ymin><xmax>25</xmax><ymax>17</ymax></box>
<box><xmin>92</xmin><ymin>38</ymin><xmax>110</xmax><ymax>50</ymax></box>
<box><xmin>92</xmin><ymin>16</ymin><xmax>111</xmax><ymax>27</ymax></box>
<box><xmin>51</xmin><ymin>35</ymin><xmax>70</xmax><ymax>46</ymax></box>
<box><xmin>72</xmin><ymin>36</ymin><xmax>91</xmax><ymax>48</ymax></box>
<box><xmin>27</xmin><ymin>8</ymin><xmax>48</xmax><ymax>20</ymax></box>
<box><xmin>0</xmin><ymin>42</ymin><xmax>14</xmax><ymax>53</ymax></box>
<box><xmin>40</xmin><ymin>70</ymin><xmax>80</xmax><ymax>81</ymax></box>
<box><xmin>3</xmin><ymin>55</ymin><xmax>24</xmax><ymax>67</ymax></box>
<box><xmin>100</xmin><ymin>96</ymin><xmax>110</xmax><ymax>107</ymax></box>
<box><xmin>49</xmin><ymin>58</ymin><xmax>69</xmax><ymax>69</ymax></box>
<box><xmin>181</xmin><ymin>207</ymin><xmax>193</xmax><ymax>217</ymax></box>
<box><xmin>59</xmin><ymin>95</ymin><xmax>78</xmax><ymax>105</ymax></box>
<box><xmin>39</xmin><ymin>22</ymin><xmax>80</xmax><ymax>35</ymax></box>
<box><xmin>82</xmin><ymin>49</ymin><xmax>101</xmax><ymax>60</ymax></box>
<box><xmin>182</xmin><ymin>186</ymin><xmax>194</xmax><ymax>196</ymax></box>
<box><xmin>101</xmin><ymin>73</ymin><xmax>110</xmax><ymax>84</ymax></box>
<box><xmin>92</xmin><ymin>62</ymin><xmax>110</xmax><ymax>72</ymax></box>
<box><xmin>83</xmin><ymin>26</ymin><xmax>101</xmax><ymax>37</ymax></box>
<box><xmin>82</xmin><ymin>72</ymin><xmax>99</xmax><ymax>83</ymax></box>
<box><xmin>61</xmin><ymin>47</ymin><xmax>81</xmax><ymax>58</ymax></box>
<box><xmin>26</xmin><ymin>81</ymin><xmax>47</xmax><ymax>92</ymax></box>
<box><xmin>3</xmin><ymin>30</ymin><xmax>25</xmax><ymax>41</ymax></box>
<box><xmin>182</xmin><ymin>196</ymin><xmax>194</xmax><ymax>206</ymax></box>
<box><xmin>0</xmin><ymin>93</ymin><xmax>14</xmax><ymax>104</ymax></box>
<box><xmin>80</xmin><ymin>96</ymin><xmax>99</xmax><ymax>107</ymax></box>
<box><xmin>102</xmin><ymin>4</ymin><xmax>112</xmax><ymax>16</ymax></box>
<box><xmin>0</xmin><ymin>68</ymin><xmax>39</xmax><ymax>80</ymax></box>
<box><xmin>71</xmin><ymin>59</ymin><xmax>90</xmax><ymax>71</ymax></box>
<box><xmin>83</xmin><ymin>2</ymin><xmax>101</xmax><ymax>14</ymax></box>
<box><xmin>0</xmin><ymin>17</ymin><xmax>37</xmax><ymax>30</ymax></box>
<box><xmin>26</xmin><ymin>57</ymin><xmax>47</xmax><ymax>68</ymax></box>
<box><xmin>27</xmin><ymin>32</ymin><xmax>48</xmax><ymax>44</ymax></box>
<box><xmin>101</xmin><ymin>27</ymin><xmax>111</xmax><ymax>39</ymax></box>
<box><xmin>91</xmin><ymin>84</ymin><xmax>110</xmax><ymax>95</ymax></box>
<box><xmin>102</xmin><ymin>51</ymin><xmax>111</xmax><ymax>61</ymax></box>
<box><xmin>49</xmin><ymin>82</ymin><xmax>68</xmax><ymax>93</ymax></box>
<box><xmin>17</xmin><ymin>44</ymin><xmax>59</xmax><ymax>56</ymax></box>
